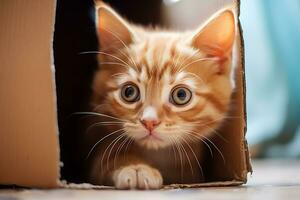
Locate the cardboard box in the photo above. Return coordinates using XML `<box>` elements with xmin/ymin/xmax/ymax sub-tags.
<box><xmin>0</xmin><ymin>0</ymin><xmax>251</xmax><ymax>188</ymax></box>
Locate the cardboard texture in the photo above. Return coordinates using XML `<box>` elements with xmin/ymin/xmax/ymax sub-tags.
<box><xmin>0</xmin><ymin>1</ymin><xmax>59</xmax><ymax>187</ymax></box>
<box><xmin>0</xmin><ymin>0</ymin><xmax>251</xmax><ymax>189</ymax></box>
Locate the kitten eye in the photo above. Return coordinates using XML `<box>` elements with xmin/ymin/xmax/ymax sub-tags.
<box><xmin>121</xmin><ymin>83</ymin><xmax>140</xmax><ymax>103</ymax></box>
<box><xmin>170</xmin><ymin>86</ymin><xmax>192</xmax><ymax>106</ymax></box>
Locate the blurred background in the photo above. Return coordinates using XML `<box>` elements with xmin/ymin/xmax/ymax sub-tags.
<box><xmin>240</xmin><ymin>0</ymin><xmax>300</xmax><ymax>158</ymax></box>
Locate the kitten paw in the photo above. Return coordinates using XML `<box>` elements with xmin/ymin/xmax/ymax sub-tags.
<box><xmin>112</xmin><ymin>164</ymin><xmax>163</xmax><ymax>190</ymax></box>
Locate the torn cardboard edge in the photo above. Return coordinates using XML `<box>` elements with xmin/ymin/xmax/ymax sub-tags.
<box><xmin>58</xmin><ymin>180</ymin><xmax>245</xmax><ymax>190</ymax></box>
<box><xmin>236</xmin><ymin>0</ymin><xmax>252</xmax><ymax>175</ymax></box>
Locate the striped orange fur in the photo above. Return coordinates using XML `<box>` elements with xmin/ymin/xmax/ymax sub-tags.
<box><xmin>85</xmin><ymin>3</ymin><xmax>237</xmax><ymax>189</ymax></box>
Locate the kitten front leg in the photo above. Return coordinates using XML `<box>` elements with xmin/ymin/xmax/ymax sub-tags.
<box><xmin>112</xmin><ymin>164</ymin><xmax>163</xmax><ymax>190</ymax></box>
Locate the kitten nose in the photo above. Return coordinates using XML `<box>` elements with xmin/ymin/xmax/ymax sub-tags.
<box><xmin>140</xmin><ymin>106</ymin><xmax>160</xmax><ymax>132</ymax></box>
<box><xmin>140</xmin><ymin>119</ymin><xmax>160</xmax><ymax>132</ymax></box>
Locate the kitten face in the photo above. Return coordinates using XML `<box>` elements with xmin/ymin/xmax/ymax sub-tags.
<box><xmin>92</xmin><ymin>5</ymin><xmax>236</xmax><ymax>150</ymax></box>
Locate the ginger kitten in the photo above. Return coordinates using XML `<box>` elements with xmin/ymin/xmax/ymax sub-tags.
<box><xmin>84</xmin><ymin>4</ymin><xmax>236</xmax><ymax>189</ymax></box>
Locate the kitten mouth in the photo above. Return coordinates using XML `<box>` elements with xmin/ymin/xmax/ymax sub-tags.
<box><xmin>139</xmin><ymin>133</ymin><xmax>163</xmax><ymax>142</ymax></box>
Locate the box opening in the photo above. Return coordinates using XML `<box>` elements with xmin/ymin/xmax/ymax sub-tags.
<box><xmin>53</xmin><ymin>0</ymin><xmax>249</xmax><ymax>187</ymax></box>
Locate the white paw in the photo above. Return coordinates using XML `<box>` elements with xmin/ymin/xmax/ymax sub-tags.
<box><xmin>112</xmin><ymin>164</ymin><xmax>163</xmax><ymax>190</ymax></box>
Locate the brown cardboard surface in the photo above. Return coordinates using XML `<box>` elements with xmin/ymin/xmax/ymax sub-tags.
<box><xmin>58</xmin><ymin>180</ymin><xmax>244</xmax><ymax>190</ymax></box>
<box><xmin>237</xmin><ymin>0</ymin><xmax>253</xmax><ymax>174</ymax></box>
<box><xmin>0</xmin><ymin>0</ymin><xmax>59</xmax><ymax>187</ymax></box>
<box><xmin>207</xmin><ymin>25</ymin><xmax>249</xmax><ymax>182</ymax></box>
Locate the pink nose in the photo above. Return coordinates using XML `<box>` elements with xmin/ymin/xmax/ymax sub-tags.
<box><xmin>140</xmin><ymin>119</ymin><xmax>160</xmax><ymax>132</ymax></box>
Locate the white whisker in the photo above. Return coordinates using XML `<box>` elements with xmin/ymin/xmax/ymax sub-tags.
<box><xmin>101</xmin><ymin>27</ymin><xmax>138</xmax><ymax>70</ymax></box>
<box><xmin>113</xmin><ymin>135</ymin><xmax>130</xmax><ymax>169</ymax></box>
<box><xmin>111</xmin><ymin>72</ymin><xmax>129</xmax><ymax>78</ymax></box>
<box><xmin>85</xmin><ymin>128</ymin><xmax>124</xmax><ymax>159</ymax></box>
<box><xmin>72</xmin><ymin>112</ymin><xmax>128</xmax><ymax>122</ymax></box>
<box><xmin>179</xmin><ymin>57</ymin><xmax>219</xmax><ymax>73</ymax></box>
<box><xmin>178</xmin><ymin>136</ymin><xmax>194</xmax><ymax>175</ymax></box>
<box><xmin>202</xmin><ymin>125</ymin><xmax>229</xmax><ymax>143</ymax></box>
<box><xmin>170</xmin><ymin>136</ymin><xmax>184</xmax><ymax>181</ymax></box>
<box><xmin>100</xmin><ymin>132</ymin><xmax>125</xmax><ymax>172</ymax></box>
<box><xmin>177</xmin><ymin>50</ymin><xmax>199</xmax><ymax>70</ymax></box>
<box><xmin>86</xmin><ymin>121</ymin><xmax>123</xmax><ymax>133</ymax></box>
<box><xmin>106</xmin><ymin>133</ymin><xmax>126</xmax><ymax>170</ymax></box>
<box><xmin>79</xmin><ymin>51</ymin><xmax>131</xmax><ymax>69</ymax></box>
<box><xmin>123</xmin><ymin>137</ymin><xmax>134</xmax><ymax>162</ymax></box>
<box><xmin>168</xmin><ymin>138</ymin><xmax>178</xmax><ymax>168</ymax></box>
<box><xmin>200</xmin><ymin>134</ymin><xmax>226</xmax><ymax>164</ymax></box>
<box><xmin>184</xmin><ymin>131</ymin><xmax>213</xmax><ymax>158</ymax></box>
<box><xmin>99</xmin><ymin>61</ymin><xmax>131</xmax><ymax>68</ymax></box>
<box><xmin>180</xmin><ymin>136</ymin><xmax>204</xmax><ymax>178</ymax></box>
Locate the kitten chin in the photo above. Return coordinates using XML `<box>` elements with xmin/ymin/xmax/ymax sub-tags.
<box><xmin>83</xmin><ymin>4</ymin><xmax>236</xmax><ymax>189</ymax></box>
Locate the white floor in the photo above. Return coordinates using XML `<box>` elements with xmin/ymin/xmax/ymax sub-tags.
<box><xmin>1</xmin><ymin>159</ymin><xmax>300</xmax><ymax>200</ymax></box>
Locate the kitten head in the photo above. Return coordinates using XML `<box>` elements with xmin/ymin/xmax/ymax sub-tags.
<box><xmin>92</xmin><ymin>5</ymin><xmax>236</xmax><ymax>150</ymax></box>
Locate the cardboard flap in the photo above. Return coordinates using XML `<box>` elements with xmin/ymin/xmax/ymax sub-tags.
<box><xmin>0</xmin><ymin>0</ymin><xmax>60</xmax><ymax>188</ymax></box>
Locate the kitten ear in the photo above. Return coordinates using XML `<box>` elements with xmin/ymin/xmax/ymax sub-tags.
<box><xmin>192</xmin><ymin>9</ymin><xmax>236</xmax><ymax>57</ymax></box>
<box><xmin>95</xmin><ymin>4</ymin><xmax>135</xmax><ymax>50</ymax></box>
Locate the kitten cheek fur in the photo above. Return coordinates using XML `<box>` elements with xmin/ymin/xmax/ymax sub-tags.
<box><xmin>86</xmin><ymin>3</ymin><xmax>236</xmax><ymax>188</ymax></box>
